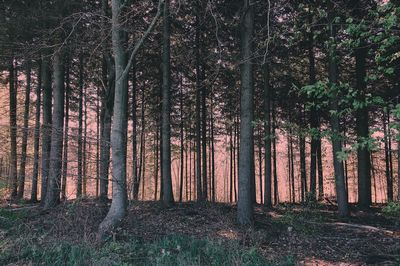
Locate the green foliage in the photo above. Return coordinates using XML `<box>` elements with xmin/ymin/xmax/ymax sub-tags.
<box><xmin>0</xmin><ymin>233</ymin><xmax>294</xmax><ymax>266</ymax></box>
<box><xmin>382</xmin><ymin>202</ymin><xmax>400</xmax><ymax>218</ymax></box>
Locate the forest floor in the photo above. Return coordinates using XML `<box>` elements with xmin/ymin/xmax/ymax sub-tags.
<box><xmin>0</xmin><ymin>200</ymin><xmax>399</xmax><ymax>265</ymax></box>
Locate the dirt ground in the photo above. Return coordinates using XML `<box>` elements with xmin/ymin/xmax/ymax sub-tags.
<box><xmin>1</xmin><ymin>200</ymin><xmax>399</xmax><ymax>265</ymax></box>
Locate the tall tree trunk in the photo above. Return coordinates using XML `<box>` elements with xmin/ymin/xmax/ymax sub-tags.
<box><xmin>31</xmin><ymin>60</ymin><xmax>42</xmax><ymax>202</ymax></box>
<box><xmin>98</xmin><ymin>0</ymin><xmax>129</xmax><ymax>238</ymax></box>
<box><xmin>77</xmin><ymin>54</ymin><xmax>84</xmax><ymax>198</ymax></box>
<box><xmin>201</xmin><ymin>70</ymin><xmax>208</xmax><ymax>201</ymax></box>
<box><xmin>308</xmin><ymin>16</ymin><xmax>318</xmax><ymax>201</ymax></box>
<box><xmin>99</xmin><ymin>0</ymin><xmax>114</xmax><ymax>202</ymax></box>
<box><xmin>83</xmin><ymin>88</ymin><xmax>88</xmax><ymax>196</ymax></box>
<box><xmin>179</xmin><ymin>76</ymin><xmax>184</xmax><ymax>202</ymax></box>
<box><xmin>355</xmin><ymin>40</ymin><xmax>371</xmax><ymax>209</ymax></box>
<box><xmin>195</xmin><ymin>0</ymin><xmax>203</xmax><ymax>202</ymax></box>
<box><xmin>263</xmin><ymin>63</ymin><xmax>272</xmax><ymax>207</ymax></box>
<box><xmin>40</xmin><ymin>56</ymin><xmax>52</xmax><ymax>204</ymax></box>
<box><xmin>96</xmin><ymin>84</ymin><xmax>100</xmax><ymax>198</ymax></box>
<box><xmin>131</xmin><ymin>60</ymin><xmax>138</xmax><ymax>200</ymax></box>
<box><xmin>237</xmin><ymin>0</ymin><xmax>254</xmax><ymax>226</ymax></box>
<box><xmin>61</xmin><ymin>57</ymin><xmax>70</xmax><ymax>201</ymax></box>
<box><xmin>328</xmin><ymin>6</ymin><xmax>349</xmax><ymax>217</ymax></box>
<box><xmin>210</xmin><ymin>100</ymin><xmax>216</xmax><ymax>202</ymax></box>
<box><xmin>17</xmin><ymin>60</ymin><xmax>32</xmax><ymax>199</ymax></box>
<box><xmin>161</xmin><ymin>0</ymin><xmax>174</xmax><ymax>206</ymax></box>
<box><xmin>9</xmin><ymin>58</ymin><xmax>18</xmax><ymax>199</ymax></box>
<box><xmin>44</xmin><ymin>50</ymin><xmax>65</xmax><ymax>208</ymax></box>
<box><xmin>272</xmin><ymin>100</ymin><xmax>278</xmax><ymax>204</ymax></box>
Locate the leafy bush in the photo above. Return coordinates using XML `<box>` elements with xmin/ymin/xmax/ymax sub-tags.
<box><xmin>382</xmin><ymin>202</ymin><xmax>400</xmax><ymax>218</ymax></box>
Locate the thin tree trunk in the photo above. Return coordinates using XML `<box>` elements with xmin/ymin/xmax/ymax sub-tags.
<box><xmin>40</xmin><ymin>56</ymin><xmax>52</xmax><ymax>204</ymax></box>
<box><xmin>131</xmin><ymin>60</ymin><xmax>139</xmax><ymax>200</ymax></box>
<box><xmin>383</xmin><ymin>110</ymin><xmax>393</xmax><ymax>201</ymax></box>
<box><xmin>44</xmin><ymin>50</ymin><xmax>65</xmax><ymax>208</ymax></box>
<box><xmin>77</xmin><ymin>54</ymin><xmax>84</xmax><ymax>198</ymax></box>
<box><xmin>31</xmin><ymin>60</ymin><xmax>42</xmax><ymax>202</ymax></box>
<box><xmin>272</xmin><ymin>99</ymin><xmax>278</xmax><ymax>204</ymax></box>
<box><xmin>83</xmin><ymin>87</ymin><xmax>88</xmax><ymax>197</ymax></box>
<box><xmin>263</xmin><ymin>63</ymin><xmax>272</xmax><ymax>207</ymax></box>
<box><xmin>179</xmin><ymin>76</ymin><xmax>184</xmax><ymax>202</ymax></box>
<box><xmin>61</xmin><ymin>58</ymin><xmax>70</xmax><ymax>201</ymax></box>
<box><xmin>317</xmin><ymin>134</ymin><xmax>324</xmax><ymax>200</ymax></box>
<box><xmin>8</xmin><ymin>58</ymin><xmax>18</xmax><ymax>199</ymax></box>
<box><xmin>195</xmin><ymin>0</ymin><xmax>203</xmax><ymax>202</ymax></box>
<box><xmin>17</xmin><ymin>60</ymin><xmax>32</xmax><ymax>199</ymax></box>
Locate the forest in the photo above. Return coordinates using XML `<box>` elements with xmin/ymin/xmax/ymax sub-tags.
<box><xmin>0</xmin><ymin>0</ymin><xmax>399</xmax><ymax>265</ymax></box>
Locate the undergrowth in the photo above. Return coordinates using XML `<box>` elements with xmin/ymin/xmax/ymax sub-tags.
<box><xmin>0</xmin><ymin>208</ymin><xmax>294</xmax><ymax>266</ymax></box>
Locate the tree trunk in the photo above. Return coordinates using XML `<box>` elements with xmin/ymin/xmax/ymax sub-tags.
<box><xmin>31</xmin><ymin>60</ymin><xmax>42</xmax><ymax>202</ymax></box>
<box><xmin>77</xmin><ymin>54</ymin><xmax>84</xmax><ymax>198</ymax></box>
<box><xmin>40</xmin><ymin>56</ymin><xmax>52</xmax><ymax>204</ymax></box>
<box><xmin>179</xmin><ymin>76</ymin><xmax>184</xmax><ymax>202</ymax></box>
<box><xmin>98</xmin><ymin>0</ymin><xmax>129</xmax><ymax>239</ymax></box>
<box><xmin>61</xmin><ymin>57</ymin><xmax>70</xmax><ymax>201</ymax></box>
<box><xmin>263</xmin><ymin>63</ymin><xmax>272</xmax><ymax>207</ymax></box>
<box><xmin>44</xmin><ymin>50</ymin><xmax>65</xmax><ymax>208</ymax></box>
<box><xmin>161</xmin><ymin>0</ymin><xmax>174</xmax><ymax>206</ymax></box>
<box><xmin>99</xmin><ymin>0</ymin><xmax>114</xmax><ymax>202</ymax></box>
<box><xmin>17</xmin><ymin>61</ymin><xmax>31</xmax><ymax>199</ymax></box>
<box><xmin>355</xmin><ymin>40</ymin><xmax>371</xmax><ymax>209</ymax></box>
<box><xmin>131</xmin><ymin>60</ymin><xmax>138</xmax><ymax>200</ymax></box>
<box><xmin>237</xmin><ymin>0</ymin><xmax>255</xmax><ymax>226</ymax></box>
<box><xmin>309</xmin><ymin>18</ymin><xmax>318</xmax><ymax>201</ymax></box>
<box><xmin>195</xmin><ymin>0</ymin><xmax>203</xmax><ymax>202</ymax></box>
<box><xmin>383</xmin><ymin>110</ymin><xmax>393</xmax><ymax>201</ymax></box>
<box><xmin>8</xmin><ymin>58</ymin><xmax>18</xmax><ymax>199</ymax></box>
<box><xmin>328</xmin><ymin>7</ymin><xmax>349</xmax><ymax>217</ymax></box>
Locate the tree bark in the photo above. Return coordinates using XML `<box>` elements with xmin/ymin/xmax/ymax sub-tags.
<box><xmin>61</xmin><ymin>57</ymin><xmax>70</xmax><ymax>201</ymax></box>
<box><xmin>17</xmin><ymin>60</ymin><xmax>32</xmax><ymax>199</ymax></box>
<box><xmin>263</xmin><ymin>63</ymin><xmax>272</xmax><ymax>207</ymax></box>
<box><xmin>355</xmin><ymin>39</ymin><xmax>371</xmax><ymax>209</ymax></box>
<box><xmin>328</xmin><ymin>6</ymin><xmax>349</xmax><ymax>217</ymax></box>
<box><xmin>44</xmin><ymin>50</ymin><xmax>65</xmax><ymax>208</ymax></box>
<box><xmin>161</xmin><ymin>0</ymin><xmax>174</xmax><ymax>206</ymax></box>
<box><xmin>195</xmin><ymin>0</ymin><xmax>203</xmax><ymax>202</ymax></box>
<box><xmin>131</xmin><ymin>60</ymin><xmax>138</xmax><ymax>200</ymax></box>
<box><xmin>40</xmin><ymin>55</ymin><xmax>52</xmax><ymax>204</ymax></box>
<box><xmin>98</xmin><ymin>0</ymin><xmax>129</xmax><ymax>239</ymax></box>
<box><xmin>77</xmin><ymin>54</ymin><xmax>84</xmax><ymax>198</ymax></box>
<box><xmin>31</xmin><ymin>60</ymin><xmax>41</xmax><ymax>202</ymax></box>
<box><xmin>237</xmin><ymin>0</ymin><xmax>255</xmax><ymax>226</ymax></box>
<box><xmin>9</xmin><ymin>58</ymin><xmax>18</xmax><ymax>199</ymax></box>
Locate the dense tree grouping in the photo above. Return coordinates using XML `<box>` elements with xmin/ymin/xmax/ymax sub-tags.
<box><xmin>0</xmin><ymin>0</ymin><xmax>399</xmax><ymax>237</ymax></box>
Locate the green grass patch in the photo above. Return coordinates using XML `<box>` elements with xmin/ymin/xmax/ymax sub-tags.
<box><xmin>0</xmin><ymin>234</ymin><xmax>294</xmax><ymax>266</ymax></box>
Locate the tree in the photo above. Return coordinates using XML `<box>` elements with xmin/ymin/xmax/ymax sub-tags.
<box><xmin>8</xmin><ymin>58</ymin><xmax>18</xmax><ymax>199</ymax></box>
<box><xmin>161</xmin><ymin>0</ymin><xmax>174</xmax><ymax>206</ymax></box>
<box><xmin>17</xmin><ymin>60</ymin><xmax>31</xmax><ymax>199</ymax></box>
<box><xmin>237</xmin><ymin>0</ymin><xmax>255</xmax><ymax>226</ymax></box>
<box><xmin>327</xmin><ymin>4</ymin><xmax>349</xmax><ymax>218</ymax></box>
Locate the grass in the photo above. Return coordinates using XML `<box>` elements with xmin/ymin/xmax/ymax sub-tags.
<box><xmin>0</xmin><ymin>234</ymin><xmax>294</xmax><ymax>266</ymax></box>
<box><xmin>0</xmin><ymin>207</ymin><xmax>294</xmax><ymax>266</ymax></box>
